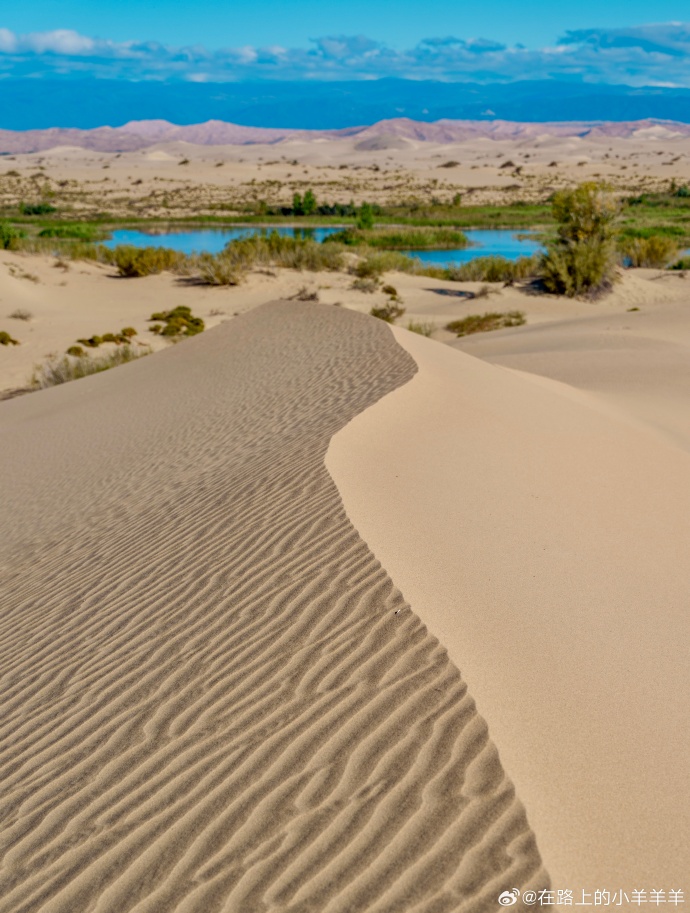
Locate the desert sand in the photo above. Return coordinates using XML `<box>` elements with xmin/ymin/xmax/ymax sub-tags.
<box><xmin>0</xmin><ymin>303</ymin><xmax>548</xmax><ymax>912</ymax></box>
<box><xmin>3</xmin><ymin>119</ymin><xmax>690</xmax><ymax>216</ymax></box>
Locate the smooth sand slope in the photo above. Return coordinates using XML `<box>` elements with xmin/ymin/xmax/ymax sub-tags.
<box><xmin>0</xmin><ymin>303</ymin><xmax>547</xmax><ymax>913</ymax></box>
<box><xmin>328</xmin><ymin>328</ymin><xmax>690</xmax><ymax>890</ymax></box>
<box><xmin>451</xmin><ymin>297</ymin><xmax>690</xmax><ymax>453</ymax></box>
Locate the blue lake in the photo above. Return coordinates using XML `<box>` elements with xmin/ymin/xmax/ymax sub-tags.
<box><xmin>104</xmin><ymin>226</ymin><xmax>543</xmax><ymax>264</ymax></box>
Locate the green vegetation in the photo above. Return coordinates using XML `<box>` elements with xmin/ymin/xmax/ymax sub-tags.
<box><xmin>38</xmin><ymin>224</ymin><xmax>105</xmax><ymax>241</ymax></box>
<box><xmin>539</xmin><ymin>183</ymin><xmax>619</xmax><ymax>297</ymax></box>
<box><xmin>149</xmin><ymin>306</ymin><xmax>204</xmax><ymax>337</ymax></box>
<box><xmin>0</xmin><ymin>330</ymin><xmax>20</xmax><ymax>345</ymax></box>
<box><xmin>19</xmin><ymin>202</ymin><xmax>57</xmax><ymax>216</ymax></box>
<box><xmin>446</xmin><ymin>311</ymin><xmax>526</xmax><ymax>337</ymax></box>
<box><xmin>356</xmin><ymin>202</ymin><xmax>375</xmax><ymax>230</ymax></box>
<box><xmin>31</xmin><ymin>345</ymin><xmax>149</xmax><ymax>389</ymax></box>
<box><xmin>326</xmin><ymin>226</ymin><xmax>469</xmax><ymax>250</ymax></box>
<box><xmin>112</xmin><ymin>245</ymin><xmax>182</xmax><ymax>277</ymax></box>
<box><xmin>0</xmin><ymin>222</ymin><xmax>26</xmax><ymax>250</ymax></box>
<box><xmin>203</xmin><ymin>232</ymin><xmax>346</xmax><ymax>278</ymax></box>
<box><xmin>76</xmin><ymin>328</ymin><xmax>137</xmax><ymax>348</ymax></box>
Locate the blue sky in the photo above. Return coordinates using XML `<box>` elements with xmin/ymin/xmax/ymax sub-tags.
<box><xmin>2</xmin><ymin>4</ymin><xmax>690</xmax><ymax>85</ymax></box>
<box><xmin>2</xmin><ymin>1</ymin><xmax>687</xmax><ymax>49</ymax></box>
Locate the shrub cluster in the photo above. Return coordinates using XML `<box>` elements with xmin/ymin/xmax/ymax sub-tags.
<box><xmin>76</xmin><ymin>328</ymin><xmax>137</xmax><ymax>348</ymax></box>
<box><xmin>327</xmin><ymin>226</ymin><xmax>469</xmax><ymax>250</ymax></box>
<box><xmin>0</xmin><ymin>330</ymin><xmax>20</xmax><ymax>345</ymax></box>
<box><xmin>445</xmin><ymin>255</ymin><xmax>538</xmax><ymax>283</ymax></box>
<box><xmin>112</xmin><ymin>245</ymin><xmax>182</xmax><ymax>277</ymax></box>
<box><xmin>149</xmin><ymin>306</ymin><xmax>205</xmax><ymax>337</ymax></box>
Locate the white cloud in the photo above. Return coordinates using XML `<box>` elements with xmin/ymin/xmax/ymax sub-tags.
<box><xmin>1</xmin><ymin>23</ymin><xmax>690</xmax><ymax>85</ymax></box>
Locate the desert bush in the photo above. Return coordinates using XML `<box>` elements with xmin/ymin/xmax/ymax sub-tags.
<box><xmin>66</xmin><ymin>345</ymin><xmax>85</xmax><ymax>356</ymax></box>
<box><xmin>370</xmin><ymin>302</ymin><xmax>406</xmax><ymax>323</ymax></box>
<box><xmin>9</xmin><ymin>308</ymin><xmax>32</xmax><ymax>321</ymax></box>
<box><xmin>0</xmin><ymin>222</ymin><xmax>26</xmax><ymax>250</ymax></box>
<box><xmin>445</xmin><ymin>255</ymin><xmax>538</xmax><ymax>283</ymax></box>
<box><xmin>31</xmin><ymin>345</ymin><xmax>149</xmax><ymax>389</ymax></box>
<box><xmin>406</xmin><ymin>320</ymin><xmax>436</xmax><ymax>336</ymax></box>
<box><xmin>350</xmin><ymin>277</ymin><xmax>380</xmax><ymax>293</ymax></box>
<box><xmin>351</xmin><ymin>250</ymin><xmax>418</xmax><ymax>278</ymax></box>
<box><xmin>215</xmin><ymin>232</ymin><xmax>345</xmax><ymax>274</ymax></box>
<box><xmin>0</xmin><ymin>330</ymin><xmax>19</xmax><ymax>345</ymax></box>
<box><xmin>195</xmin><ymin>252</ymin><xmax>245</xmax><ymax>286</ymax></box>
<box><xmin>289</xmin><ymin>286</ymin><xmax>319</xmax><ymax>301</ymax></box>
<box><xmin>670</xmin><ymin>256</ymin><xmax>690</xmax><ymax>271</ymax></box>
<box><xmin>357</xmin><ymin>202</ymin><xmax>375</xmax><ymax>230</ymax></box>
<box><xmin>446</xmin><ymin>311</ymin><xmax>526</xmax><ymax>337</ymax></box>
<box><xmin>539</xmin><ymin>183</ymin><xmax>619</xmax><ymax>297</ymax></box>
<box><xmin>618</xmin><ymin>235</ymin><xmax>679</xmax><ymax>268</ymax></box>
<box><xmin>112</xmin><ymin>245</ymin><xmax>182</xmax><ymax>277</ymax></box>
<box><xmin>149</xmin><ymin>305</ymin><xmax>204</xmax><ymax>337</ymax></box>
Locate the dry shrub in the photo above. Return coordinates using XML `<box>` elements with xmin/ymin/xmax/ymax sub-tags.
<box><xmin>446</xmin><ymin>311</ymin><xmax>526</xmax><ymax>337</ymax></box>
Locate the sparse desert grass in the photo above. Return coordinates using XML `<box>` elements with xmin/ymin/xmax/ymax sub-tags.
<box><xmin>406</xmin><ymin>320</ymin><xmax>436</xmax><ymax>336</ymax></box>
<box><xmin>350</xmin><ymin>277</ymin><xmax>380</xmax><ymax>293</ymax></box>
<box><xmin>0</xmin><ymin>330</ymin><xmax>20</xmax><ymax>345</ymax></box>
<box><xmin>38</xmin><ymin>224</ymin><xmax>105</xmax><ymax>242</ymax></box>
<box><xmin>445</xmin><ymin>256</ymin><xmax>538</xmax><ymax>283</ymax></box>
<box><xmin>446</xmin><ymin>311</ymin><xmax>526</xmax><ymax>337</ymax></box>
<box><xmin>31</xmin><ymin>344</ymin><xmax>149</xmax><ymax>389</ymax></box>
<box><xmin>8</xmin><ymin>308</ymin><xmax>32</xmax><ymax>321</ymax></box>
<box><xmin>149</xmin><ymin>306</ymin><xmax>205</xmax><ymax>337</ymax></box>
<box><xmin>194</xmin><ymin>252</ymin><xmax>245</xmax><ymax>286</ymax></box>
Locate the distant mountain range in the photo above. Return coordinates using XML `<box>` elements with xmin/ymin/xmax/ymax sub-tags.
<box><xmin>4</xmin><ymin>78</ymin><xmax>690</xmax><ymax>133</ymax></box>
<box><xmin>2</xmin><ymin>116</ymin><xmax>690</xmax><ymax>154</ymax></box>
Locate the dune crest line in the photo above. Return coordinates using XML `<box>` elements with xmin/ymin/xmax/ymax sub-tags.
<box><xmin>0</xmin><ymin>302</ymin><xmax>546</xmax><ymax>912</ymax></box>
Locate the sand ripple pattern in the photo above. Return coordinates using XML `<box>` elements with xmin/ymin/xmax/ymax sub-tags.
<box><xmin>0</xmin><ymin>303</ymin><xmax>547</xmax><ymax>913</ymax></box>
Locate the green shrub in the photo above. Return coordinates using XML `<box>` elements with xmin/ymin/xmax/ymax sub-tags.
<box><xmin>31</xmin><ymin>345</ymin><xmax>149</xmax><ymax>389</ymax></box>
<box><xmin>76</xmin><ymin>328</ymin><xmax>136</xmax><ymax>347</ymax></box>
<box><xmin>112</xmin><ymin>245</ymin><xmax>182</xmax><ymax>277</ymax></box>
<box><xmin>148</xmin><ymin>305</ymin><xmax>204</xmax><ymax>337</ymax></box>
<box><xmin>446</xmin><ymin>311</ymin><xmax>526</xmax><ymax>337</ymax></box>
<box><xmin>0</xmin><ymin>330</ymin><xmax>19</xmax><ymax>345</ymax></box>
<box><xmin>539</xmin><ymin>183</ymin><xmax>619</xmax><ymax>297</ymax></box>
<box><xmin>216</xmin><ymin>232</ymin><xmax>344</xmax><ymax>273</ymax></box>
<box><xmin>66</xmin><ymin>345</ymin><xmax>85</xmax><ymax>356</ymax></box>
<box><xmin>670</xmin><ymin>257</ymin><xmax>690</xmax><ymax>271</ymax></box>
<box><xmin>19</xmin><ymin>202</ymin><xmax>57</xmax><ymax>216</ymax></box>
<box><xmin>77</xmin><ymin>335</ymin><xmax>103</xmax><ymax>348</ymax></box>
<box><xmin>0</xmin><ymin>222</ymin><xmax>26</xmax><ymax>250</ymax></box>
<box><xmin>327</xmin><ymin>226</ymin><xmax>469</xmax><ymax>250</ymax></box>
<box><xmin>370</xmin><ymin>302</ymin><xmax>406</xmax><ymax>323</ymax></box>
<box><xmin>357</xmin><ymin>202</ymin><xmax>375</xmax><ymax>230</ymax></box>
<box><xmin>618</xmin><ymin>235</ymin><xmax>679</xmax><ymax>268</ymax></box>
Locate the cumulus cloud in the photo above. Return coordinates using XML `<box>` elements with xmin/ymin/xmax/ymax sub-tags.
<box><xmin>1</xmin><ymin>23</ymin><xmax>690</xmax><ymax>85</ymax></box>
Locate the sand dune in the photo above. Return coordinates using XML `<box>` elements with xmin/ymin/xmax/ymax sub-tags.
<box><xmin>328</xmin><ymin>327</ymin><xmax>690</xmax><ymax>889</ymax></box>
<box><xmin>0</xmin><ymin>303</ymin><xmax>547</xmax><ymax>912</ymax></box>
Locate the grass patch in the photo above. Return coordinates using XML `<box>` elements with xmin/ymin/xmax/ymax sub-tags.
<box><xmin>370</xmin><ymin>302</ymin><xmax>406</xmax><ymax>324</ymax></box>
<box><xmin>446</xmin><ymin>311</ymin><xmax>526</xmax><ymax>337</ymax></box>
<box><xmin>31</xmin><ymin>345</ymin><xmax>149</xmax><ymax>389</ymax></box>
<box><xmin>406</xmin><ymin>320</ymin><xmax>436</xmax><ymax>336</ymax></box>
<box><xmin>0</xmin><ymin>222</ymin><xmax>26</xmax><ymax>250</ymax></box>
